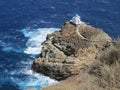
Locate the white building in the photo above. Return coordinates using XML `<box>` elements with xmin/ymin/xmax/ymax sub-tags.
<box><xmin>70</xmin><ymin>14</ymin><xmax>82</xmax><ymax>25</ymax></box>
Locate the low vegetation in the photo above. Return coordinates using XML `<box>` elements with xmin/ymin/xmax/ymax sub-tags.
<box><xmin>88</xmin><ymin>39</ymin><xmax>120</xmax><ymax>90</ymax></box>
<box><xmin>43</xmin><ymin>39</ymin><xmax>120</xmax><ymax>90</ymax></box>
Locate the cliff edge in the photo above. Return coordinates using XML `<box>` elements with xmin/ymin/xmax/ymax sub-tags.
<box><xmin>32</xmin><ymin>22</ymin><xmax>112</xmax><ymax>80</ymax></box>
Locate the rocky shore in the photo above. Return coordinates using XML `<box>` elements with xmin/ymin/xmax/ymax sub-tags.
<box><xmin>32</xmin><ymin>21</ymin><xmax>112</xmax><ymax>81</ymax></box>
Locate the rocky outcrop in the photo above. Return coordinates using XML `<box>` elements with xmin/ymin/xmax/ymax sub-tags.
<box><xmin>32</xmin><ymin>22</ymin><xmax>112</xmax><ymax>80</ymax></box>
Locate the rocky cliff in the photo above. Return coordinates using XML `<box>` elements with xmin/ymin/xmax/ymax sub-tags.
<box><xmin>32</xmin><ymin>22</ymin><xmax>112</xmax><ymax>80</ymax></box>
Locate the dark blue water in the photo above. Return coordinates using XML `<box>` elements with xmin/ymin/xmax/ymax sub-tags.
<box><xmin>0</xmin><ymin>0</ymin><xmax>120</xmax><ymax>90</ymax></box>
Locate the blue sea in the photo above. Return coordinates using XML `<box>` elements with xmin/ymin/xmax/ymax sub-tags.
<box><xmin>0</xmin><ymin>0</ymin><xmax>120</xmax><ymax>90</ymax></box>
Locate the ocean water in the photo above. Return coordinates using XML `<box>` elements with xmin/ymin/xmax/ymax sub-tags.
<box><xmin>0</xmin><ymin>0</ymin><xmax>120</xmax><ymax>90</ymax></box>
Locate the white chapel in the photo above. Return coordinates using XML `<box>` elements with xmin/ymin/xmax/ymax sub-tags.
<box><xmin>70</xmin><ymin>14</ymin><xmax>82</xmax><ymax>25</ymax></box>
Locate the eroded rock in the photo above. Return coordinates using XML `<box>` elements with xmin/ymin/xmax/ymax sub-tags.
<box><xmin>32</xmin><ymin>22</ymin><xmax>112</xmax><ymax>80</ymax></box>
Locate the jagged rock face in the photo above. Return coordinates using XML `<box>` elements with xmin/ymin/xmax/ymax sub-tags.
<box><xmin>32</xmin><ymin>22</ymin><xmax>112</xmax><ymax>80</ymax></box>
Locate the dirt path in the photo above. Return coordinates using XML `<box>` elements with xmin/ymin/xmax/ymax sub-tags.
<box><xmin>76</xmin><ymin>25</ymin><xmax>87</xmax><ymax>40</ymax></box>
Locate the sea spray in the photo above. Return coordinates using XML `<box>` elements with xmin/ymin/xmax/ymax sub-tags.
<box><xmin>12</xmin><ymin>27</ymin><xmax>60</xmax><ymax>89</ymax></box>
<box><xmin>21</xmin><ymin>28</ymin><xmax>59</xmax><ymax>55</ymax></box>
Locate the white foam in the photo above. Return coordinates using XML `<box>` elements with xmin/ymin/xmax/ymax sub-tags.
<box><xmin>21</xmin><ymin>28</ymin><xmax>59</xmax><ymax>55</ymax></box>
<box><xmin>40</xmin><ymin>20</ymin><xmax>50</xmax><ymax>24</ymax></box>
<box><xmin>9</xmin><ymin>63</ymin><xmax>58</xmax><ymax>89</ymax></box>
<box><xmin>16</xmin><ymin>27</ymin><xmax>59</xmax><ymax>89</ymax></box>
<box><xmin>49</xmin><ymin>6</ymin><xmax>55</xmax><ymax>9</ymax></box>
<box><xmin>2</xmin><ymin>45</ymin><xmax>23</xmax><ymax>53</ymax></box>
<box><xmin>0</xmin><ymin>40</ymin><xmax>5</xmax><ymax>46</ymax></box>
<box><xmin>11</xmin><ymin>69</ymin><xmax>58</xmax><ymax>90</ymax></box>
<box><xmin>3</xmin><ymin>47</ymin><xmax>16</xmax><ymax>52</ymax></box>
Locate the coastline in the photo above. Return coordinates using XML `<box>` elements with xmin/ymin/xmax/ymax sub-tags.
<box><xmin>26</xmin><ymin>20</ymin><xmax>120</xmax><ymax>90</ymax></box>
<box><xmin>30</xmin><ymin>19</ymin><xmax>118</xmax><ymax>90</ymax></box>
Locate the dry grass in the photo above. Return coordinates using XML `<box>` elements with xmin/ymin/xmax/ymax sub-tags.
<box><xmin>42</xmin><ymin>83</ymin><xmax>77</xmax><ymax>90</ymax></box>
<box><xmin>42</xmin><ymin>39</ymin><xmax>120</xmax><ymax>90</ymax></box>
<box><xmin>88</xmin><ymin>39</ymin><xmax>120</xmax><ymax>90</ymax></box>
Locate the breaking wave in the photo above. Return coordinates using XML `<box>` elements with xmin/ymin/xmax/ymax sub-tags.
<box><xmin>10</xmin><ymin>69</ymin><xmax>58</xmax><ymax>90</ymax></box>
<box><xmin>11</xmin><ymin>27</ymin><xmax>60</xmax><ymax>89</ymax></box>
<box><xmin>21</xmin><ymin>28</ymin><xmax>59</xmax><ymax>55</ymax></box>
